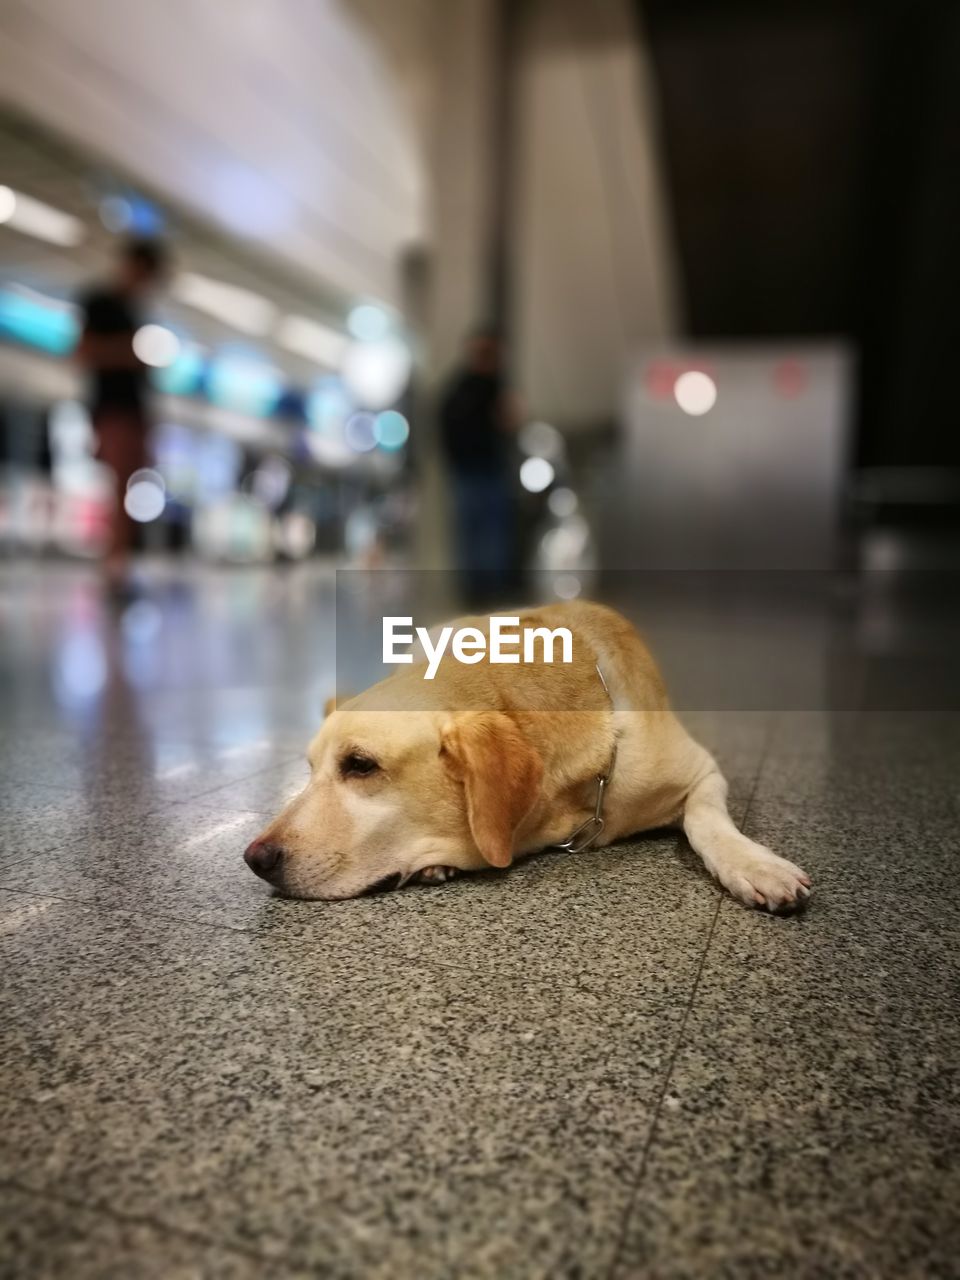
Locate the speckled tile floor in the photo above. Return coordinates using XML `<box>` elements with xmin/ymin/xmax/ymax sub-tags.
<box><xmin>1</xmin><ymin>562</ymin><xmax>959</xmax><ymax>1279</ymax></box>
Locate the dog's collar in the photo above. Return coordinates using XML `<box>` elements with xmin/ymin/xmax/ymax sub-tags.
<box><xmin>554</xmin><ymin>663</ymin><xmax>618</xmax><ymax>855</ymax></box>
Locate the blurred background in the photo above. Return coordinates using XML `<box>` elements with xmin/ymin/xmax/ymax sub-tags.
<box><xmin>1</xmin><ymin>0</ymin><xmax>959</xmax><ymax>715</ymax></box>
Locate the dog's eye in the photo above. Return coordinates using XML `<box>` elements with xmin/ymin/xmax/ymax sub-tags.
<box><xmin>339</xmin><ymin>752</ymin><xmax>380</xmax><ymax>778</ymax></box>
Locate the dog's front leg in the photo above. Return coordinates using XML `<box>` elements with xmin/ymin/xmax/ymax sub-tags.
<box><xmin>682</xmin><ymin>769</ymin><xmax>811</xmax><ymax>912</ymax></box>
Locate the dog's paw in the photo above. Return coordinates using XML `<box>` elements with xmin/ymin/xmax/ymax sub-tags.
<box><xmin>722</xmin><ymin>845</ymin><xmax>811</xmax><ymax>913</ymax></box>
<box><xmin>416</xmin><ymin>865</ymin><xmax>458</xmax><ymax>885</ymax></box>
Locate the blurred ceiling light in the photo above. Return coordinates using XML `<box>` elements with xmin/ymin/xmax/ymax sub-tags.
<box><xmin>374</xmin><ymin>409</ymin><xmax>409</xmax><ymax>451</ymax></box>
<box><xmin>340</xmin><ymin>336</ymin><xmax>412</xmax><ymax>410</ymax></box>
<box><xmin>0</xmin><ymin>185</ymin><xmax>85</xmax><ymax>247</ymax></box>
<box><xmin>133</xmin><ymin>323</ymin><xmax>180</xmax><ymax>368</ymax></box>
<box><xmin>276</xmin><ymin>315</ymin><xmax>348</xmax><ymax>368</ymax></box>
<box><xmin>519</xmin><ymin>456</ymin><xmax>555</xmax><ymax>493</ymax></box>
<box><xmin>172</xmin><ymin>272</ymin><xmax>276</xmax><ymax>336</ymax></box>
<box><xmin>674</xmin><ymin>371</ymin><xmax>717</xmax><ymax>416</ymax></box>
<box><xmin>519</xmin><ymin>420</ymin><xmax>564</xmax><ymax>461</ymax></box>
<box><xmin>344</xmin><ymin>411</ymin><xmax>378</xmax><ymax>453</ymax></box>
<box><xmin>347</xmin><ymin>303</ymin><xmax>391</xmax><ymax>342</ymax></box>
<box><xmin>548</xmin><ymin>486</ymin><xmax>578</xmax><ymax>518</ymax></box>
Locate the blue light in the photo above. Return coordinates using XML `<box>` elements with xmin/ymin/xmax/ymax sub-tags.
<box><xmin>0</xmin><ymin>288</ymin><xmax>79</xmax><ymax>355</ymax></box>
<box><xmin>306</xmin><ymin>377</ymin><xmax>351</xmax><ymax>436</ymax></box>
<box><xmin>127</xmin><ymin>196</ymin><xmax>164</xmax><ymax>236</ymax></box>
<box><xmin>99</xmin><ymin>193</ymin><xmax>164</xmax><ymax>236</ymax></box>
<box><xmin>152</xmin><ymin>344</ymin><xmax>204</xmax><ymax>397</ymax></box>
<box><xmin>207</xmin><ymin>353</ymin><xmax>282</xmax><ymax>417</ymax></box>
<box><xmin>374</xmin><ymin>409</ymin><xmax>409</xmax><ymax>450</ymax></box>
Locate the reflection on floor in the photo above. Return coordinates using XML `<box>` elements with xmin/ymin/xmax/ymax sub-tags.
<box><xmin>1</xmin><ymin>561</ymin><xmax>958</xmax><ymax>1277</ymax></box>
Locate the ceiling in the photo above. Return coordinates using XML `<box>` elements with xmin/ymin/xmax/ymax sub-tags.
<box><xmin>0</xmin><ymin>0</ymin><xmax>435</xmax><ymax>309</ymax></box>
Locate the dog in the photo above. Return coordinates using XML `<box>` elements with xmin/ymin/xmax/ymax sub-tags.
<box><xmin>244</xmin><ymin>600</ymin><xmax>811</xmax><ymax>911</ymax></box>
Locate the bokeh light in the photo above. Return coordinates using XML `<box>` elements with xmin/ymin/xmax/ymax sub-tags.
<box><xmin>193</xmin><ymin>494</ymin><xmax>273</xmax><ymax>562</ymax></box>
<box><xmin>49</xmin><ymin>400</ymin><xmax>94</xmax><ymax>458</ymax></box>
<box><xmin>340</xmin><ymin>335</ymin><xmax>412</xmax><ymax>410</ymax></box>
<box><xmin>124</xmin><ymin>477</ymin><xmax>166</xmax><ymax>523</ymax></box>
<box><xmin>208</xmin><ymin>353</ymin><xmax>283</xmax><ymax>417</ymax></box>
<box><xmin>133</xmin><ymin>323</ymin><xmax>180</xmax><ymax>368</ymax></box>
<box><xmin>306</xmin><ymin>378</ymin><xmax>351</xmax><ymax>436</ymax></box>
<box><xmin>151</xmin><ymin>343</ymin><xmax>205</xmax><ymax>396</ymax></box>
<box><xmin>99</xmin><ymin>195</ymin><xmax>132</xmax><ymax>232</ymax></box>
<box><xmin>374</xmin><ymin>409</ymin><xmax>409</xmax><ymax>450</ymax></box>
<box><xmin>554</xmin><ymin>574</ymin><xmax>582</xmax><ymax>601</ymax></box>
<box><xmin>774</xmin><ymin>358</ymin><xmax>808</xmax><ymax>399</ymax></box>
<box><xmin>344</xmin><ymin>411</ymin><xmax>378</xmax><ymax>453</ymax></box>
<box><xmin>249</xmin><ymin>456</ymin><xmax>292</xmax><ymax>509</ymax></box>
<box><xmin>275</xmin><ymin>512</ymin><xmax>316</xmax><ymax>559</ymax></box>
<box><xmin>541</xmin><ymin>514</ymin><xmax>590</xmax><ymax>562</ymax></box>
<box><xmin>674</xmin><ymin>370</ymin><xmax>717</xmax><ymax>416</ymax></box>
<box><xmin>519</xmin><ymin>456</ymin><xmax>555</xmax><ymax>493</ymax></box>
<box><xmin>548</xmin><ymin>486</ymin><xmax>578</xmax><ymax>518</ymax></box>
<box><xmin>520</xmin><ymin>420</ymin><xmax>564</xmax><ymax>460</ymax></box>
<box><xmin>347</xmin><ymin>304</ymin><xmax>391</xmax><ymax>342</ymax></box>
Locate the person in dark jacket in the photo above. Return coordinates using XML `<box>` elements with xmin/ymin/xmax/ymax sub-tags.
<box><xmin>75</xmin><ymin>237</ymin><xmax>168</xmax><ymax>593</ymax></box>
<box><xmin>439</xmin><ymin>328</ymin><xmax>518</xmax><ymax>606</ymax></box>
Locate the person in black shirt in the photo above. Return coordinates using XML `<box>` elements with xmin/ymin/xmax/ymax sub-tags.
<box><xmin>439</xmin><ymin>328</ymin><xmax>518</xmax><ymax>606</ymax></box>
<box><xmin>76</xmin><ymin>237</ymin><xmax>168</xmax><ymax>592</ymax></box>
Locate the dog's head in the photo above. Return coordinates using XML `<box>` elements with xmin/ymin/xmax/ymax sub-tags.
<box><xmin>243</xmin><ymin>700</ymin><xmax>543</xmax><ymax>899</ymax></box>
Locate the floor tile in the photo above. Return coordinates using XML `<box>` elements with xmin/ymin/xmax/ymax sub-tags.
<box><xmin>614</xmin><ymin>796</ymin><xmax>960</xmax><ymax>1279</ymax></box>
<box><xmin>0</xmin><ymin>889</ymin><xmax>702</xmax><ymax>1279</ymax></box>
<box><xmin>0</xmin><ymin>1184</ymin><xmax>287</xmax><ymax>1280</ymax></box>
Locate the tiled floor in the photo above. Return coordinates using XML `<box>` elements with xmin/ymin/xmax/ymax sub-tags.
<box><xmin>1</xmin><ymin>562</ymin><xmax>958</xmax><ymax>1278</ymax></box>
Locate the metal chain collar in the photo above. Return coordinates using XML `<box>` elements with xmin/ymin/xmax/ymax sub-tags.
<box><xmin>554</xmin><ymin>664</ymin><xmax>618</xmax><ymax>854</ymax></box>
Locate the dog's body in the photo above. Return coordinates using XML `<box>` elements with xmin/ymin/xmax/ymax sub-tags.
<box><xmin>245</xmin><ymin>601</ymin><xmax>810</xmax><ymax>911</ymax></box>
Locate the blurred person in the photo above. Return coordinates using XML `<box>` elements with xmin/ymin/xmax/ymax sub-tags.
<box><xmin>75</xmin><ymin>237</ymin><xmax>169</xmax><ymax>596</ymax></box>
<box><xmin>439</xmin><ymin>327</ymin><xmax>519</xmax><ymax>606</ymax></box>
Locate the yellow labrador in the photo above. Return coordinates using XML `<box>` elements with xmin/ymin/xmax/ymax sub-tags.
<box><xmin>244</xmin><ymin>601</ymin><xmax>811</xmax><ymax>911</ymax></box>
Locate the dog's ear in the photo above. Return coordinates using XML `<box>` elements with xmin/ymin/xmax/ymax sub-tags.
<box><xmin>441</xmin><ymin>712</ymin><xmax>543</xmax><ymax>868</ymax></box>
<box><xmin>324</xmin><ymin>693</ymin><xmax>352</xmax><ymax>718</ymax></box>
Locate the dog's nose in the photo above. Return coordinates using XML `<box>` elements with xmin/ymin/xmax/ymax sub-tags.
<box><xmin>244</xmin><ymin>838</ymin><xmax>284</xmax><ymax>880</ymax></box>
